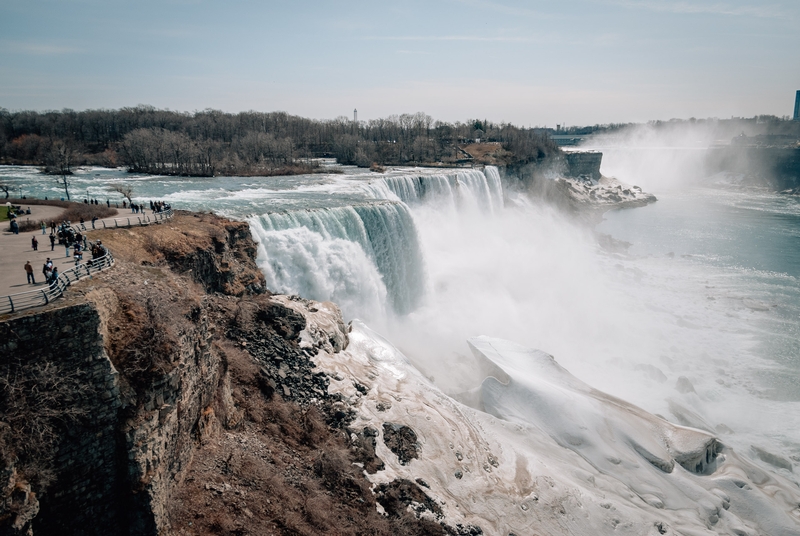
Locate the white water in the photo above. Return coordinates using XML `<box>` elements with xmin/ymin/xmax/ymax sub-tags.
<box><xmin>242</xmin><ymin>165</ymin><xmax>800</xmax><ymax>492</ymax></box>
<box><xmin>2</xmin><ymin>162</ymin><xmax>798</xmax><ymax>511</ymax></box>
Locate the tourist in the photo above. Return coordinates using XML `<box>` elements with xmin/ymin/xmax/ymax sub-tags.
<box><xmin>31</xmin><ymin>236</ymin><xmax>38</xmax><ymax>251</ymax></box>
<box><xmin>42</xmin><ymin>258</ymin><xmax>52</xmax><ymax>280</ymax></box>
<box><xmin>49</xmin><ymin>233</ymin><xmax>56</xmax><ymax>251</ymax></box>
<box><xmin>41</xmin><ymin>221</ymin><xmax>46</xmax><ymax>234</ymax></box>
<box><xmin>73</xmin><ymin>242</ymin><xmax>82</xmax><ymax>264</ymax></box>
<box><xmin>24</xmin><ymin>261</ymin><xmax>35</xmax><ymax>284</ymax></box>
<box><xmin>50</xmin><ymin>220</ymin><xmax>56</xmax><ymax>234</ymax></box>
<box><xmin>48</xmin><ymin>267</ymin><xmax>59</xmax><ymax>288</ymax></box>
<box><xmin>10</xmin><ymin>220</ymin><xmax>18</xmax><ymax>235</ymax></box>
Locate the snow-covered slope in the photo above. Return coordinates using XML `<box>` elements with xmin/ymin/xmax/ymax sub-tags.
<box><xmin>288</xmin><ymin>297</ymin><xmax>800</xmax><ymax>536</ymax></box>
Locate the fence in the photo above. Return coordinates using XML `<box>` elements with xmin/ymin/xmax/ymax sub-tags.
<box><xmin>0</xmin><ymin>248</ymin><xmax>115</xmax><ymax>315</ymax></box>
<box><xmin>100</xmin><ymin>208</ymin><xmax>173</xmax><ymax>229</ymax></box>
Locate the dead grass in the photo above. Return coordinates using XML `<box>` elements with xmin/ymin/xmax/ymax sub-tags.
<box><xmin>460</xmin><ymin>142</ymin><xmax>512</xmax><ymax>165</ymax></box>
<box><xmin>58</xmin><ymin>203</ymin><xmax>117</xmax><ymax>222</ymax></box>
<box><xmin>167</xmin><ymin>318</ymin><xmax>448</xmax><ymax>536</ymax></box>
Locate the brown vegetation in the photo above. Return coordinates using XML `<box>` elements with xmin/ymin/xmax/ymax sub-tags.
<box><xmin>168</xmin><ymin>345</ymin><xmax>446</xmax><ymax>536</ymax></box>
<box><xmin>4</xmin><ymin>198</ymin><xmax>117</xmax><ymax>232</ymax></box>
<box><xmin>0</xmin><ymin>356</ymin><xmax>99</xmax><ymax>490</ymax></box>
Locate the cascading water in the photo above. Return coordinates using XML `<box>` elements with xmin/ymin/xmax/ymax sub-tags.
<box><xmin>249</xmin><ymin>201</ymin><xmax>425</xmax><ymax>317</ymax></box>
<box><xmin>247</xmin><ymin>166</ymin><xmax>505</xmax><ymax>320</ymax></box>
<box><xmin>361</xmin><ymin>168</ymin><xmax>504</xmax><ymax>214</ymax></box>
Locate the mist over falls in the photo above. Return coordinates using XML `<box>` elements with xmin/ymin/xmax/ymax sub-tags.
<box><xmin>243</xmin><ymin>164</ymin><xmax>800</xmax><ymax>486</ymax></box>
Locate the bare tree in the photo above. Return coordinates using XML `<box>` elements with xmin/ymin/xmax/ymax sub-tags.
<box><xmin>109</xmin><ymin>184</ymin><xmax>134</xmax><ymax>205</ymax></box>
<box><xmin>0</xmin><ymin>184</ymin><xmax>9</xmax><ymax>199</ymax></box>
<box><xmin>47</xmin><ymin>140</ymin><xmax>75</xmax><ymax>200</ymax></box>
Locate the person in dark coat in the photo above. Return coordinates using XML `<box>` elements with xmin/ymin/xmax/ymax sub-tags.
<box><xmin>24</xmin><ymin>261</ymin><xmax>35</xmax><ymax>284</ymax></box>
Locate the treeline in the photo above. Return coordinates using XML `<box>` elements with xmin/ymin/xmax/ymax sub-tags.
<box><xmin>0</xmin><ymin>106</ymin><xmax>560</xmax><ymax>176</ymax></box>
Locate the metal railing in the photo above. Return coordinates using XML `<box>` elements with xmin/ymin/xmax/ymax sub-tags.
<box><xmin>100</xmin><ymin>208</ymin><xmax>173</xmax><ymax>229</ymax></box>
<box><xmin>0</xmin><ymin>249</ymin><xmax>115</xmax><ymax>315</ymax></box>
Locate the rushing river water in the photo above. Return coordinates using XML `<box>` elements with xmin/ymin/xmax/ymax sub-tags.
<box><xmin>2</xmin><ymin>161</ymin><xmax>798</xmax><ymax>484</ymax></box>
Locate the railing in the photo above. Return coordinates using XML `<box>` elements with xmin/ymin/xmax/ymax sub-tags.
<box><xmin>100</xmin><ymin>208</ymin><xmax>173</xmax><ymax>230</ymax></box>
<box><xmin>0</xmin><ymin>249</ymin><xmax>115</xmax><ymax>315</ymax></box>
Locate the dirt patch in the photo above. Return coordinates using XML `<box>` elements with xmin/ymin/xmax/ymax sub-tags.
<box><xmin>460</xmin><ymin>143</ymin><xmax>512</xmax><ymax>165</ymax></box>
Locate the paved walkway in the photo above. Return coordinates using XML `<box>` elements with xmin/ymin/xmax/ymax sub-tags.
<box><xmin>0</xmin><ymin>204</ymin><xmax>162</xmax><ymax>297</ymax></box>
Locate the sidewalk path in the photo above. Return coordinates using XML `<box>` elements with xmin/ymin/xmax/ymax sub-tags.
<box><xmin>0</xmin><ymin>204</ymin><xmax>163</xmax><ymax>297</ymax></box>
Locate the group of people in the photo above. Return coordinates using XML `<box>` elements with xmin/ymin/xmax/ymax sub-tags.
<box><xmin>23</xmin><ymin>258</ymin><xmax>59</xmax><ymax>287</ymax></box>
<box><xmin>120</xmin><ymin>199</ymin><xmax>171</xmax><ymax>214</ymax></box>
<box><xmin>23</xmin><ymin>240</ymin><xmax>107</xmax><ymax>287</ymax></box>
<box><xmin>5</xmin><ymin>205</ymin><xmax>31</xmax><ymax>235</ymax></box>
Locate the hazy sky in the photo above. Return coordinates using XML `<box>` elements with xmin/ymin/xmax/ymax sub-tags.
<box><xmin>1</xmin><ymin>0</ymin><xmax>798</xmax><ymax>126</ymax></box>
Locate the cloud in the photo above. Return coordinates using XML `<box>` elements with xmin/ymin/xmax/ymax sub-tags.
<box><xmin>607</xmin><ymin>0</ymin><xmax>790</xmax><ymax>19</ymax></box>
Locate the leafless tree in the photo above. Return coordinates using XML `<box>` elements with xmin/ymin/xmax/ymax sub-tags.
<box><xmin>0</xmin><ymin>183</ymin><xmax>9</xmax><ymax>199</ymax></box>
<box><xmin>109</xmin><ymin>184</ymin><xmax>134</xmax><ymax>205</ymax></box>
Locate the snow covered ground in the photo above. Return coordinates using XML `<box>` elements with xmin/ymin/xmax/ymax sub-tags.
<box><xmin>285</xmin><ymin>297</ymin><xmax>800</xmax><ymax>536</ymax></box>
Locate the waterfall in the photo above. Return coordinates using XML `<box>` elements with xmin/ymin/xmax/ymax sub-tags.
<box><xmin>248</xmin><ymin>166</ymin><xmax>505</xmax><ymax>319</ymax></box>
<box><xmin>362</xmin><ymin>166</ymin><xmax>504</xmax><ymax>214</ymax></box>
<box><xmin>250</xmin><ymin>202</ymin><xmax>425</xmax><ymax>317</ymax></box>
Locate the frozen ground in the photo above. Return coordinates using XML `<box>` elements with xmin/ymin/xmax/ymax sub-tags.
<box><xmin>286</xmin><ymin>297</ymin><xmax>800</xmax><ymax>536</ymax></box>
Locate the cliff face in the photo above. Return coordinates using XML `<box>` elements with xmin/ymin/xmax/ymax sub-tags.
<box><xmin>502</xmin><ymin>155</ymin><xmax>655</xmax><ymax>216</ymax></box>
<box><xmin>0</xmin><ymin>213</ymin><xmax>256</xmax><ymax>535</ymax></box>
<box><xmin>0</xmin><ymin>212</ymin><xmax>446</xmax><ymax>536</ymax></box>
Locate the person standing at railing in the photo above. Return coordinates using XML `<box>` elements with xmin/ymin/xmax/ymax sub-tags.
<box><xmin>48</xmin><ymin>267</ymin><xmax>59</xmax><ymax>289</ymax></box>
<box><xmin>24</xmin><ymin>261</ymin><xmax>35</xmax><ymax>284</ymax></box>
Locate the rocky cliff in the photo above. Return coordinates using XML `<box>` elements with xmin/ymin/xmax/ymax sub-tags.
<box><xmin>0</xmin><ymin>212</ymin><xmax>451</xmax><ymax>536</ymax></box>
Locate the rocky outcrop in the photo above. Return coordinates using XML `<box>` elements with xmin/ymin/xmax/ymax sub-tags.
<box><xmin>564</xmin><ymin>151</ymin><xmax>602</xmax><ymax>181</ymax></box>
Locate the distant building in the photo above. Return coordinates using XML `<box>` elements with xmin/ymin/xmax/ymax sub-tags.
<box><xmin>354</xmin><ymin>108</ymin><xmax>358</xmax><ymax>122</ymax></box>
<box><xmin>794</xmin><ymin>91</ymin><xmax>800</xmax><ymax>121</ymax></box>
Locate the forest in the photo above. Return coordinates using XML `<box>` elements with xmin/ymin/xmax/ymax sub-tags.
<box><xmin>0</xmin><ymin>106</ymin><xmax>561</xmax><ymax>176</ymax></box>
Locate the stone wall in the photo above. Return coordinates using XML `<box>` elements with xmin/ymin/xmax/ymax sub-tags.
<box><xmin>0</xmin><ymin>303</ymin><xmax>123</xmax><ymax>534</ymax></box>
<box><xmin>0</xmin><ymin>296</ymin><xmax>229</xmax><ymax>536</ymax></box>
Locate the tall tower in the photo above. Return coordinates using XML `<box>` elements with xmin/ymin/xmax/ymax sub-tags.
<box><xmin>354</xmin><ymin>108</ymin><xmax>358</xmax><ymax>123</ymax></box>
<box><xmin>794</xmin><ymin>91</ymin><xmax>800</xmax><ymax>121</ymax></box>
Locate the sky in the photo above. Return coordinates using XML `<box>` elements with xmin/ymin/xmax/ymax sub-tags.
<box><xmin>0</xmin><ymin>0</ymin><xmax>798</xmax><ymax>126</ymax></box>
